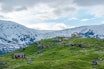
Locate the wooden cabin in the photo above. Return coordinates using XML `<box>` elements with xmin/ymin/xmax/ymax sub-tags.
<box><xmin>71</xmin><ymin>32</ymin><xmax>79</xmax><ymax>37</ymax></box>
<box><xmin>13</xmin><ymin>53</ymin><xmax>25</xmax><ymax>59</ymax></box>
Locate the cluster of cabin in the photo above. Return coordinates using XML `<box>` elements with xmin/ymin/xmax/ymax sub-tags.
<box><xmin>35</xmin><ymin>36</ymin><xmax>88</xmax><ymax>52</ymax></box>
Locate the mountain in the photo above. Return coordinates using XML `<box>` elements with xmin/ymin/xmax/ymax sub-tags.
<box><xmin>0</xmin><ymin>20</ymin><xmax>104</xmax><ymax>55</ymax></box>
<box><xmin>42</xmin><ymin>24</ymin><xmax>104</xmax><ymax>40</ymax></box>
<box><xmin>0</xmin><ymin>20</ymin><xmax>53</xmax><ymax>54</ymax></box>
<box><xmin>0</xmin><ymin>37</ymin><xmax>104</xmax><ymax>69</ymax></box>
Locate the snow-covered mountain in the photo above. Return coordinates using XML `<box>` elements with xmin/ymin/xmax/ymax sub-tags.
<box><xmin>43</xmin><ymin>24</ymin><xmax>104</xmax><ymax>39</ymax></box>
<box><xmin>0</xmin><ymin>20</ymin><xmax>53</xmax><ymax>55</ymax></box>
<box><xmin>0</xmin><ymin>20</ymin><xmax>104</xmax><ymax>55</ymax></box>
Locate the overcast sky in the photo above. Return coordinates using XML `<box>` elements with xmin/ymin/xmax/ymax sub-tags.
<box><xmin>0</xmin><ymin>0</ymin><xmax>104</xmax><ymax>30</ymax></box>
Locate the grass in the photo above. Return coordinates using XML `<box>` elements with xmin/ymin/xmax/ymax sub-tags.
<box><xmin>0</xmin><ymin>37</ymin><xmax>104</xmax><ymax>69</ymax></box>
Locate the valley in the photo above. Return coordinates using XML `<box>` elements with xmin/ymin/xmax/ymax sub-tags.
<box><xmin>0</xmin><ymin>37</ymin><xmax>104</xmax><ymax>69</ymax></box>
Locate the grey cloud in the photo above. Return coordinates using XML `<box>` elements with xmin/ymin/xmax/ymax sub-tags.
<box><xmin>54</xmin><ymin>7</ymin><xmax>76</xmax><ymax>16</ymax></box>
<box><xmin>0</xmin><ymin>0</ymin><xmax>39</xmax><ymax>12</ymax></box>
<box><xmin>0</xmin><ymin>0</ymin><xmax>74</xmax><ymax>12</ymax></box>
<box><xmin>73</xmin><ymin>0</ymin><xmax>104</xmax><ymax>6</ymax></box>
<box><xmin>0</xmin><ymin>0</ymin><xmax>103</xmax><ymax>13</ymax></box>
<box><xmin>0</xmin><ymin>0</ymin><xmax>77</xmax><ymax>21</ymax></box>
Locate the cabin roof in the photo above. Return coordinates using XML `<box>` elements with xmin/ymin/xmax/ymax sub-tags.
<box><xmin>14</xmin><ymin>53</ymin><xmax>25</xmax><ymax>55</ymax></box>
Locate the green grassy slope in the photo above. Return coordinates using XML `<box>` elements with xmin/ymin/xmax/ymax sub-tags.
<box><xmin>0</xmin><ymin>37</ymin><xmax>104</xmax><ymax>69</ymax></box>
